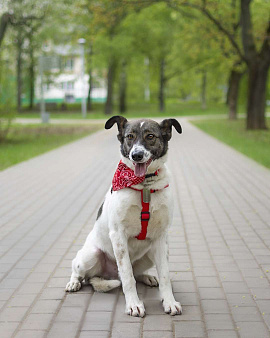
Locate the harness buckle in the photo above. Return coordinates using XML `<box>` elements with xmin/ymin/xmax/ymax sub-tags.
<box><xmin>142</xmin><ymin>188</ymin><xmax>151</xmax><ymax>203</ymax></box>
<box><xmin>141</xmin><ymin>211</ymin><xmax>150</xmax><ymax>221</ymax></box>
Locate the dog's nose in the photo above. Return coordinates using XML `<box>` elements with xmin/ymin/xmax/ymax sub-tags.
<box><xmin>132</xmin><ymin>151</ymin><xmax>144</xmax><ymax>162</ymax></box>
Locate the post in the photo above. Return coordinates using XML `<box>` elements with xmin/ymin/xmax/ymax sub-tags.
<box><xmin>144</xmin><ymin>57</ymin><xmax>150</xmax><ymax>102</ymax></box>
<box><xmin>78</xmin><ymin>38</ymin><xmax>87</xmax><ymax>118</ymax></box>
<box><xmin>39</xmin><ymin>55</ymin><xmax>49</xmax><ymax>123</ymax></box>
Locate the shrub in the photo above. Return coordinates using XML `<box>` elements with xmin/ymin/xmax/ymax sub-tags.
<box><xmin>0</xmin><ymin>101</ymin><xmax>15</xmax><ymax>142</ymax></box>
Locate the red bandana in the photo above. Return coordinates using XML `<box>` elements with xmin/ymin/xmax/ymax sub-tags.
<box><xmin>112</xmin><ymin>161</ymin><xmax>145</xmax><ymax>191</ymax></box>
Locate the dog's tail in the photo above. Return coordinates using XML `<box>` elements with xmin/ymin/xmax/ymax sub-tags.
<box><xmin>89</xmin><ymin>277</ymin><xmax>121</xmax><ymax>293</ymax></box>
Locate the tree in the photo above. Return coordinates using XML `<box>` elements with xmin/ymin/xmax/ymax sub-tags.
<box><xmin>79</xmin><ymin>0</ymin><xmax>131</xmax><ymax>115</ymax></box>
<box><xmin>164</xmin><ymin>0</ymin><xmax>270</xmax><ymax>129</ymax></box>
<box><xmin>0</xmin><ymin>12</ymin><xmax>12</xmax><ymax>47</ymax></box>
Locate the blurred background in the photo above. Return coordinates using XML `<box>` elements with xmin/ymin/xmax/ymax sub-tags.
<box><xmin>0</xmin><ymin>0</ymin><xmax>269</xmax><ymax>171</ymax></box>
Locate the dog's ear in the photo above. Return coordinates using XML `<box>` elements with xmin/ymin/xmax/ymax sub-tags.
<box><xmin>105</xmin><ymin>115</ymin><xmax>128</xmax><ymax>142</ymax></box>
<box><xmin>159</xmin><ymin>119</ymin><xmax>182</xmax><ymax>141</ymax></box>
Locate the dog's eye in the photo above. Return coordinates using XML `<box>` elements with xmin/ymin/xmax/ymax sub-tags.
<box><xmin>146</xmin><ymin>134</ymin><xmax>154</xmax><ymax>140</ymax></box>
<box><xmin>127</xmin><ymin>134</ymin><xmax>134</xmax><ymax>140</ymax></box>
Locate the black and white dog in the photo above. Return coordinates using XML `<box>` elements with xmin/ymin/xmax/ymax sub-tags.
<box><xmin>66</xmin><ymin>116</ymin><xmax>182</xmax><ymax>317</ymax></box>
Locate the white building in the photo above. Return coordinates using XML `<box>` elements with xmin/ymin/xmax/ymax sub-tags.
<box><xmin>36</xmin><ymin>45</ymin><xmax>107</xmax><ymax>104</ymax></box>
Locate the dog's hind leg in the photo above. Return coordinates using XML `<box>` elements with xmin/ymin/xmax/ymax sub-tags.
<box><xmin>133</xmin><ymin>253</ymin><xmax>159</xmax><ymax>287</ymax></box>
<box><xmin>65</xmin><ymin>247</ymin><xmax>102</xmax><ymax>292</ymax></box>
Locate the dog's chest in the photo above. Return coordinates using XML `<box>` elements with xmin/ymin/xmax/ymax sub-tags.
<box><xmin>120</xmin><ymin>190</ymin><xmax>171</xmax><ymax>239</ymax></box>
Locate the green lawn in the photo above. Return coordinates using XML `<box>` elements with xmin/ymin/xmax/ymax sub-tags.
<box><xmin>0</xmin><ymin>124</ymin><xmax>102</xmax><ymax>171</ymax></box>
<box><xmin>17</xmin><ymin>102</ymin><xmax>230</xmax><ymax>120</ymax></box>
<box><xmin>191</xmin><ymin>118</ymin><xmax>270</xmax><ymax>169</ymax></box>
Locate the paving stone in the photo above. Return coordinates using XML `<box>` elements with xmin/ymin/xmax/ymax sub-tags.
<box><xmin>111</xmin><ymin>322</ymin><xmax>141</xmax><ymax>338</ymax></box>
<box><xmin>0</xmin><ymin>307</ymin><xmax>28</xmax><ymax>321</ymax></box>
<box><xmin>204</xmin><ymin>314</ymin><xmax>235</xmax><ymax>330</ymax></box>
<box><xmin>193</xmin><ymin>267</ymin><xmax>216</xmax><ymax>277</ymax></box>
<box><xmin>82</xmin><ymin>312</ymin><xmax>112</xmax><ymax>331</ymax></box>
<box><xmin>21</xmin><ymin>313</ymin><xmax>54</xmax><ymax>330</ymax></box>
<box><xmin>231</xmin><ymin>306</ymin><xmax>262</xmax><ymax>322</ymax></box>
<box><xmin>144</xmin><ymin>299</ymin><xmax>164</xmax><ymax>315</ymax></box>
<box><xmin>255</xmin><ymin>300</ymin><xmax>270</xmax><ymax>314</ymax></box>
<box><xmin>143</xmin><ymin>314</ymin><xmax>172</xmax><ymax>331</ymax></box>
<box><xmin>62</xmin><ymin>293</ymin><xmax>90</xmax><ymax>307</ymax></box>
<box><xmin>55</xmin><ymin>306</ymin><xmax>85</xmax><ymax>322</ymax></box>
<box><xmin>174</xmin><ymin>293</ymin><xmax>199</xmax><ymax>306</ymax></box>
<box><xmin>201</xmin><ymin>300</ymin><xmax>230</xmax><ymax>314</ymax></box>
<box><xmin>245</xmin><ymin>277</ymin><xmax>270</xmax><ymax>288</ymax></box>
<box><xmin>222</xmin><ymin>282</ymin><xmax>249</xmax><ymax>294</ymax></box>
<box><xmin>0</xmin><ymin>322</ymin><xmax>19</xmax><ymax>338</ymax></box>
<box><xmin>174</xmin><ymin>321</ymin><xmax>205</xmax><ymax>337</ymax></box>
<box><xmin>143</xmin><ymin>332</ymin><xmax>173</xmax><ymax>338</ymax></box>
<box><xmin>79</xmin><ymin>331</ymin><xmax>109</xmax><ymax>338</ymax></box>
<box><xmin>172</xmin><ymin>281</ymin><xmax>196</xmax><ymax>293</ymax></box>
<box><xmin>15</xmin><ymin>330</ymin><xmax>45</xmax><ymax>338</ymax></box>
<box><xmin>207</xmin><ymin>330</ymin><xmax>238</xmax><ymax>338</ymax></box>
<box><xmin>40</xmin><ymin>288</ymin><xmax>65</xmax><ymax>300</ymax></box>
<box><xmin>196</xmin><ymin>277</ymin><xmax>220</xmax><ymax>288</ymax></box>
<box><xmin>236</xmin><ymin>322</ymin><xmax>269</xmax><ymax>338</ymax></box>
<box><xmin>250</xmin><ymin>288</ymin><xmax>270</xmax><ymax>299</ymax></box>
<box><xmin>31</xmin><ymin>300</ymin><xmax>61</xmax><ymax>314</ymax></box>
<box><xmin>17</xmin><ymin>283</ymin><xmax>44</xmax><ymax>295</ymax></box>
<box><xmin>8</xmin><ymin>294</ymin><xmax>36</xmax><ymax>307</ymax></box>
<box><xmin>48</xmin><ymin>321</ymin><xmax>80</xmax><ymax>338</ymax></box>
<box><xmin>87</xmin><ymin>291</ymin><xmax>117</xmax><ymax>312</ymax></box>
<box><xmin>198</xmin><ymin>288</ymin><xmax>225</xmax><ymax>300</ymax></box>
<box><xmin>226</xmin><ymin>294</ymin><xmax>256</xmax><ymax>307</ymax></box>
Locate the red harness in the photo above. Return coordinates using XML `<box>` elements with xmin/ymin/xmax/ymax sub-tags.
<box><xmin>112</xmin><ymin>161</ymin><xmax>169</xmax><ymax>240</ymax></box>
<box><xmin>129</xmin><ymin>185</ymin><xmax>169</xmax><ymax>240</ymax></box>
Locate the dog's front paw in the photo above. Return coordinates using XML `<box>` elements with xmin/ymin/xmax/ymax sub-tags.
<box><xmin>65</xmin><ymin>281</ymin><xmax>81</xmax><ymax>292</ymax></box>
<box><xmin>162</xmin><ymin>299</ymin><xmax>182</xmax><ymax>316</ymax></box>
<box><xmin>126</xmin><ymin>300</ymin><xmax>145</xmax><ymax>317</ymax></box>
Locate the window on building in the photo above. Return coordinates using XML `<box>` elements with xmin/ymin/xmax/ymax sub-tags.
<box><xmin>64</xmin><ymin>58</ymin><xmax>74</xmax><ymax>71</ymax></box>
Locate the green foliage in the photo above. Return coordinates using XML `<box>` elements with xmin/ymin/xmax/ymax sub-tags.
<box><xmin>0</xmin><ymin>54</ymin><xmax>16</xmax><ymax>141</ymax></box>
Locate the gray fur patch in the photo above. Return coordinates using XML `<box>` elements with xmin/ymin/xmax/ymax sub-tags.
<box><xmin>96</xmin><ymin>201</ymin><xmax>104</xmax><ymax>220</ymax></box>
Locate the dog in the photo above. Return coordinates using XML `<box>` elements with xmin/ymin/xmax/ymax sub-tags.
<box><xmin>65</xmin><ymin>116</ymin><xmax>182</xmax><ymax>317</ymax></box>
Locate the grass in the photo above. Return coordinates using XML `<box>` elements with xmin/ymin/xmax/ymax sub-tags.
<box><xmin>17</xmin><ymin>102</ymin><xmax>230</xmax><ymax>120</ymax></box>
<box><xmin>191</xmin><ymin>118</ymin><xmax>270</xmax><ymax>169</ymax></box>
<box><xmin>0</xmin><ymin>123</ymin><xmax>102</xmax><ymax>171</ymax></box>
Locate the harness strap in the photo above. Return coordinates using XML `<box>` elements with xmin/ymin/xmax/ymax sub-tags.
<box><xmin>129</xmin><ymin>184</ymin><xmax>169</xmax><ymax>240</ymax></box>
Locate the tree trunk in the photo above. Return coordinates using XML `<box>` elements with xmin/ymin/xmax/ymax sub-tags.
<box><xmin>87</xmin><ymin>45</ymin><xmax>93</xmax><ymax>111</ymax></box>
<box><xmin>159</xmin><ymin>58</ymin><xmax>165</xmax><ymax>112</ymax></box>
<box><xmin>17</xmin><ymin>32</ymin><xmax>23</xmax><ymax>112</ymax></box>
<box><xmin>0</xmin><ymin>13</ymin><xmax>10</xmax><ymax>47</ymax></box>
<box><xmin>227</xmin><ymin>69</ymin><xmax>243</xmax><ymax>120</ymax></box>
<box><xmin>201</xmin><ymin>69</ymin><xmax>207</xmax><ymax>110</ymax></box>
<box><xmin>29</xmin><ymin>37</ymin><xmax>35</xmax><ymax>110</ymax></box>
<box><xmin>246</xmin><ymin>62</ymin><xmax>269</xmax><ymax>130</ymax></box>
<box><xmin>105</xmin><ymin>59</ymin><xmax>116</xmax><ymax>115</ymax></box>
<box><xmin>87</xmin><ymin>68</ymin><xmax>93</xmax><ymax>111</ymax></box>
<box><xmin>119</xmin><ymin>60</ymin><xmax>127</xmax><ymax>114</ymax></box>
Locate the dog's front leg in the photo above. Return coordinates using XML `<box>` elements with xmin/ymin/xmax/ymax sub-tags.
<box><xmin>153</xmin><ymin>235</ymin><xmax>182</xmax><ymax>316</ymax></box>
<box><xmin>110</xmin><ymin>230</ymin><xmax>145</xmax><ymax>317</ymax></box>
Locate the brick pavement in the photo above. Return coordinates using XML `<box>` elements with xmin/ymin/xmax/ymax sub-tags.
<box><xmin>0</xmin><ymin>120</ymin><xmax>270</xmax><ymax>338</ymax></box>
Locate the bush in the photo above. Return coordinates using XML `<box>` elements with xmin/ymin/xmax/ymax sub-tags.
<box><xmin>0</xmin><ymin>102</ymin><xmax>15</xmax><ymax>142</ymax></box>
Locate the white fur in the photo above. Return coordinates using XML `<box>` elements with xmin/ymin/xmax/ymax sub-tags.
<box><xmin>65</xmin><ymin>152</ymin><xmax>182</xmax><ymax>317</ymax></box>
<box><xmin>129</xmin><ymin>144</ymin><xmax>151</xmax><ymax>163</ymax></box>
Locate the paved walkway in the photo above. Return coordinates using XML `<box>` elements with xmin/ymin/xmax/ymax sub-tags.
<box><xmin>0</xmin><ymin>120</ymin><xmax>270</xmax><ymax>338</ymax></box>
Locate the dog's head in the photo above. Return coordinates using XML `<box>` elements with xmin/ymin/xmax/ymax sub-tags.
<box><xmin>105</xmin><ymin>116</ymin><xmax>182</xmax><ymax>177</ymax></box>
